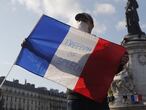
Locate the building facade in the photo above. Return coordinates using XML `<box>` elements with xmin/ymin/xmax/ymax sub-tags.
<box><xmin>0</xmin><ymin>77</ymin><xmax>67</xmax><ymax>110</ymax></box>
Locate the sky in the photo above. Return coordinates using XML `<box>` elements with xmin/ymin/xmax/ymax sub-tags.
<box><xmin>0</xmin><ymin>0</ymin><xmax>146</xmax><ymax>92</ymax></box>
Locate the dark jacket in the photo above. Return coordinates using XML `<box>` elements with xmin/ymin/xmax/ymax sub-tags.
<box><xmin>67</xmin><ymin>89</ymin><xmax>109</xmax><ymax>110</ymax></box>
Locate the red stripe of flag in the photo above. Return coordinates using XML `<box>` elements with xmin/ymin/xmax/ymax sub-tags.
<box><xmin>74</xmin><ymin>38</ymin><xmax>126</xmax><ymax>103</ymax></box>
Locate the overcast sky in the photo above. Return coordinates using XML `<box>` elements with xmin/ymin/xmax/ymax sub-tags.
<box><xmin>0</xmin><ymin>0</ymin><xmax>146</xmax><ymax>92</ymax></box>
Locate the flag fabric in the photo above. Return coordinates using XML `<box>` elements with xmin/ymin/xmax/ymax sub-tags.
<box><xmin>16</xmin><ymin>15</ymin><xmax>126</xmax><ymax>103</ymax></box>
<box><xmin>131</xmin><ymin>94</ymin><xmax>142</xmax><ymax>104</ymax></box>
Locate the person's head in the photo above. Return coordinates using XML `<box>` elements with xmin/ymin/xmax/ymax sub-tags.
<box><xmin>75</xmin><ymin>13</ymin><xmax>94</xmax><ymax>33</ymax></box>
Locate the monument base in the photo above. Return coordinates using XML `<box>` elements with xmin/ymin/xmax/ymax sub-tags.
<box><xmin>109</xmin><ymin>34</ymin><xmax>146</xmax><ymax>110</ymax></box>
<box><xmin>110</xmin><ymin>104</ymin><xmax>146</xmax><ymax>110</ymax></box>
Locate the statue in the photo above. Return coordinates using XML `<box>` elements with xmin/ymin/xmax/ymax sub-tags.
<box><xmin>110</xmin><ymin>64</ymin><xmax>136</xmax><ymax>105</ymax></box>
<box><xmin>111</xmin><ymin>71</ymin><xmax>134</xmax><ymax>95</ymax></box>
<box><xmin>111</xmin><ymin>65</ymin><xmax>135</xmax><ymax>95</ymax></box>
<box><xmin>125</xmin><ymin>0</ymin><xmax>145</xmax><ymax>35</ymax></box>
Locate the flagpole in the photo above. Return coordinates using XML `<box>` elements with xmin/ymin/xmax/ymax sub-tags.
<box><xmin>0</xmin><ymin>15</ymin><xmax>45</xmax><ymax>89</ymax></box>
<box><xmin>0</xmin><ymin>64</ymin><xmax>15</xmax><ymax>88</ymax></box>
<box><xmin>0</xmin><ymin>51</ymin><xmax>19</xmax><ymax>88</ymax></box>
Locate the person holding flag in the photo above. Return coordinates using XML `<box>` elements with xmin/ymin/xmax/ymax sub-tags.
<box><xmin>19</xmin><ymin>13</ymin><xmax>128</xmax><ymax>110</ymax></box>
<box><xmin>66</xmin><ymin>13</ymin><xmax>129</xmax><ymax>110</ymax></box>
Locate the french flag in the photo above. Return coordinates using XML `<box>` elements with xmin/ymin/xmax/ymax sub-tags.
<box><xmin>131</xmin><ymin>94</ymin><xmax>142</xmax><ymax>104</ymax></box>
<box><xmin>16</xmin><ymin>15</ymin><xmax>126</xmax><ymax>103</ymax></box>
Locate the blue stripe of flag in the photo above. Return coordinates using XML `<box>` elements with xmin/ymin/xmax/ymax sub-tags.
<box><xmin>16</xmin><ymin>15</ymin><xmax>70</xmax><ymax>76</ymax></box>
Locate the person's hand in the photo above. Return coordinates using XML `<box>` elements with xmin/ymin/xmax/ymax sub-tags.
<box><xmin>21</xmin><ymin>38</ymin><xmax>27</xmax><ymax>47</ymax></box>
<box><xmin>118</xmin><ymin>52</ymin><xmax>129</xmax><ymax>72</ymax></box>
<box><xmin>120</xmin><ymin>52</ymin><xmax>129</xmax><ymax>66</ymax></box>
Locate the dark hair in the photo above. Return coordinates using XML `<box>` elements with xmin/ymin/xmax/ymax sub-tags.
<box><xmin>75</xmin><ymin>13</ymin><xmax>94</xmax><ymax>28</ymax></box>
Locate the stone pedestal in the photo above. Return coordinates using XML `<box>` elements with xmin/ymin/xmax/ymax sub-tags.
<box><xmin>110</xmin><ymin>105</ymin><xmax>146</xmax><ymax>110</ymax></box>
<box><xmin>109</xmin><ymin>34</ymin><xmax>146</xmax><ymax>110</ymax></box>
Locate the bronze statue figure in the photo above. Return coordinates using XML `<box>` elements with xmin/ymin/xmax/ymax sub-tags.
<box><xmin>125</xmin><ymin>0</ymin><xmax>145</xmax><ymax>35</ymax></box>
